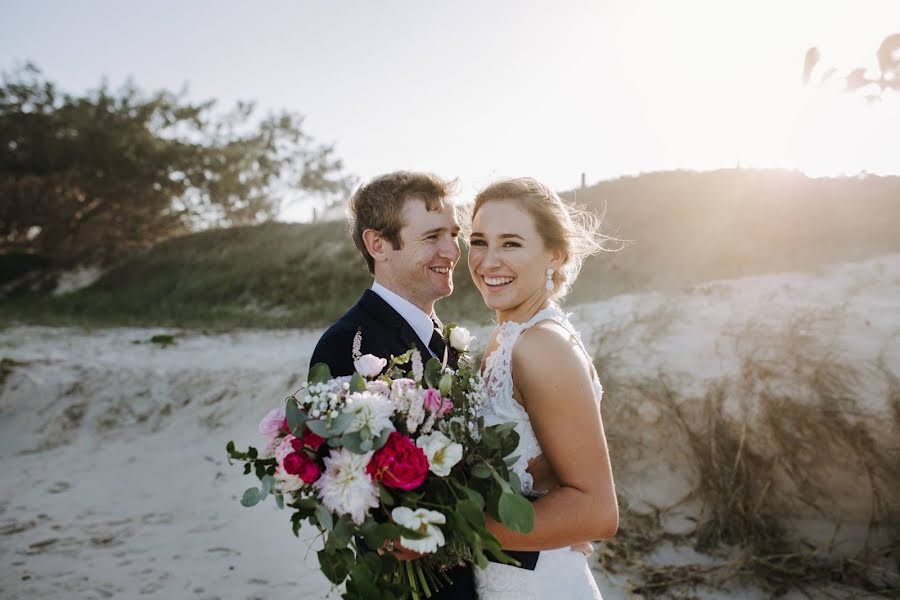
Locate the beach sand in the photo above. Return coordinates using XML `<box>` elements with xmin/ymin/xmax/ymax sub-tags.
<box><xmin>2</xmin><ymin>254</ymin><xmax>897</xmax><ymax>599</ymax></box>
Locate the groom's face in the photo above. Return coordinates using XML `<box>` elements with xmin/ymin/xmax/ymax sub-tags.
<box><xmin>384</xmin><ymin>198</ymin><xmax>461</xmax><ymax>310</ymax></box>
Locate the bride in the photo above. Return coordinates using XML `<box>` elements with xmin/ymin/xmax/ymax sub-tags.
<box><xmin>466</xmin><ymin>177</ymin><xmax>618</xmax><ymax>599</ymax></box>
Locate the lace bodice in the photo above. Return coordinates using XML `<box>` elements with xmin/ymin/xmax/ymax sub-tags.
<box><xmin>479</xmin><ymin>305</ymin><xmax>603</xmax><ymax>496</ymax></box>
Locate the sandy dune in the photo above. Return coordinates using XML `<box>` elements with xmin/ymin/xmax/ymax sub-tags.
<box><xmin>1</xmin><ymin>255</ymin><xmax>898</xmax><ymax>599</ymax></box>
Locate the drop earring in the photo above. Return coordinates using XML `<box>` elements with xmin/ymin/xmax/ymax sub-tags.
<box><xmin>545</xmin><ymin>268</ymin><xmax>555</xmax><ymax>291</ymax></box>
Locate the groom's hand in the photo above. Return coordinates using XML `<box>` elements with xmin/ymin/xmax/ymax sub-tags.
<box><xmin>571</xmin><ymin>542</ymin><xmax>594</xmax><ymax>557</ymax></box>
<box><xmin>526</xmin><ymin>454</ymin><xmax>560</xmax><ymax>494</ymax></box>
<box><xmin>378</xmin><ymin>538</ymin><xmax>424</xmax><ymax>561</ymax></box>
<box><xmin>528</xmin><ymin>455</ymin><xmax>595</xmax><ymax>557</ymax></box>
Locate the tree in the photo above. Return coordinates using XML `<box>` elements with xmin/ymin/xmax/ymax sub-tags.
<box><xmin>0</xmin><ymin>64</ymin><xmax>356</xmax><ymax>267</ymax></box>
<box><xmin>803</xmin><ymin>33</ymin><xmax>900</xmax><ymax>100</ymax></box>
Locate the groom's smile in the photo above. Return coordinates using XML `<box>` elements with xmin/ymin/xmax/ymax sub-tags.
<box><xmin>380</xmin><ymin>198</ymin><xmax>460</xmax><ymax>315</ymax></box>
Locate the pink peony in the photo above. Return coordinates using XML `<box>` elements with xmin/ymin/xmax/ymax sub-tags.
<box><xmin>259</xmin><ymin>407</ymin><xmax>286</xmax><ymax>437</ymax></box>
<box><xmin>365</xmin><ymin>432</ymin><xmax>429</xmax><ymax>491</ymax></box>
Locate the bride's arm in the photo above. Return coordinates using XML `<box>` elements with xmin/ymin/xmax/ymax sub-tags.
<box><xmin>484</xmin><ymin>323</ymin><xmax>618</xmax><ymax>551</ymax></box>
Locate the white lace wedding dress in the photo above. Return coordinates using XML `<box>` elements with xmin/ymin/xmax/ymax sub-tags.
<box><xmin>474</xmin><ymin>305</ymin><xmax>604</xmax><ymax>600</ymax></box>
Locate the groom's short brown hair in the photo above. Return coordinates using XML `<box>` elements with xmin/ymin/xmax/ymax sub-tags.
<box><xmin>349</xmin><ymin>171</ymin><xmax>456</xmax><ymax>273</ymax></box>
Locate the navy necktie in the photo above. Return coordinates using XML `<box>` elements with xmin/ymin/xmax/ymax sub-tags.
<box><xmin>428</xmin><ymin>319</ymin><xmax>446</xmax><ymax>359</ymax></box>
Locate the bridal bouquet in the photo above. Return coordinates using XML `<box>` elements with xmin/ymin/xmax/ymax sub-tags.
<box><xmin>226</xmin><ymin>325</ymin><xmax>534</xmax><ymax>600</ymax></box>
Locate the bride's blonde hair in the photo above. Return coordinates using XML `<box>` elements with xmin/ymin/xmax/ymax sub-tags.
<box><xmin>470</xmin><ymin>177</ymin><xmax>619</xmax><ymax>299</ymax></box>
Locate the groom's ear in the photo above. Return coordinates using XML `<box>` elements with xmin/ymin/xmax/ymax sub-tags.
<box><xmin>362</xmin><ymin>229</ymin><xmax>389</xmax><ymax>264</ymax></box>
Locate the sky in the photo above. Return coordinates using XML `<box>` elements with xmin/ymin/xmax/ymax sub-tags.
<box><xmin>2</xmin><ymin>0</ymin><xmax>899</xmax><ymax>221</ymax></box>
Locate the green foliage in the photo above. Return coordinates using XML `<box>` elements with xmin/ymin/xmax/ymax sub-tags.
<box><xmin>5</xmin><ymin>169</ymin><xmax>900</xmax><ymax>329</ymax></box>
<box><xmin>307</xmin><ymin>362</ymin><xmax>332</xmax><ymax>384</ymax></box>
<box><xmin>0</xmin><ymin>63</ymin><xmax>355</xmax><ymax>269</ymax></box>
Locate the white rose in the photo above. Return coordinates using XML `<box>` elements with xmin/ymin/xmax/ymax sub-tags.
<box><xmin>391</xmin><ymin>507</ymin><xmax>446</xmax><ymax>554</ymax></box>
<box><xmin>416</xmin><ymin>431</ymin><xmax>463</xmax><ymax>477</ymax></box>
<box><xmin>449</xmin><ymin>326</ymin><xmax>474</xmax><ymax>352</ymax></box>
<box><xmin>354</xmin><ymin>354</ymin><xmax>387</xmax><ymax>378</ymax></box>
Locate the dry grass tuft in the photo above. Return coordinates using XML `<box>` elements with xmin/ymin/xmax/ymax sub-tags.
<box><xmin>593</xmin><ymin>311</ymin><xmax>900</xmax><ymax>597</ymax></box>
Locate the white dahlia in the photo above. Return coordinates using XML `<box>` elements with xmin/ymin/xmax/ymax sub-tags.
<box><xmin>316</xmin><ymin>448</ymin><xmax>378</xmax><ymax>525</ymax></box>
<box><xmin>345</xmin><ymin>391</ymin><xmax>396</xmax><ymax>437</ymax></box>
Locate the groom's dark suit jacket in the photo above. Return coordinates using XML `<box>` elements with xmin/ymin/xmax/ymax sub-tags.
<box><xmin>310</xmin><ymin>290</ymin><xmax>539</xmax><ymax>599</ymax></box>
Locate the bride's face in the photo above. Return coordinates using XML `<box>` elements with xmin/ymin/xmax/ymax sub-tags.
<box><xmin>468</xmin><ymin>199</ymin><xmax>558</xmax><ymax>315</ymax></box>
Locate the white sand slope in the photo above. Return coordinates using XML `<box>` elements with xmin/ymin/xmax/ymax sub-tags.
<box><xmin>1</xmin><ymin>254</ymin><xmax>898</xmax><ymax>599</ymax></box>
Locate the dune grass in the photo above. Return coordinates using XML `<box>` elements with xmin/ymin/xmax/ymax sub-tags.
<box><xmin>592</xmin><ymin>309</ymin><xmax>900</xmax><ymax>597</ymax></box>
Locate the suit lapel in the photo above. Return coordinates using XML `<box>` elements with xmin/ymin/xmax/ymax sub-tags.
<box><xmin>358</xmin><ymin>290</ymin><xmax>432</xmax><ymax>360</ymax></box>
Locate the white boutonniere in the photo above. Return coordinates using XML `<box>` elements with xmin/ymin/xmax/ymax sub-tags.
<box><xmin>445</xmin><ymin>323</ymin><xmax>474</xmax><ymax>353</ymax></box>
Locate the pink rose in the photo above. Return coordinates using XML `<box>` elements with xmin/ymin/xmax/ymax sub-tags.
<box><xmin>423</xmin><ymin>388</ymin><xmax>443</xmax><ymax>413</ymax></box>
<box><xmin>366</xmin><ymin>432</ymin><xmax>429</xmax><ymax>491</ymax></box>
<box><xmin>437</xmin><ymin>398</ymin><xmax>454</xmax><ymax>418</ymax></box>
<box><xmin>259</xmin><ymin>407</ymin><xmax>286</xmax><ymax>437</ymax></box>
<box><xmin>283</xmin><ymin>452</ymin><xmax>321</xmax><ymax>484</ymax></box>
<box><xmin>292</xmin><ymin>429</ymin><xmax>326</xmax><ymax>451</ymax></box>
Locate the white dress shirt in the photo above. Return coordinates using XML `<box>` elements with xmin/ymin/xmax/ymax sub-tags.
<box><xmin>370</xmin><ymin>281</ymin><xmax>442</xmax><ymax>357</ymax></box>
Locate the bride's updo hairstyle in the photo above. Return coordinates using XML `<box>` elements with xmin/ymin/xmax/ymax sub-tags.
<box><xmin>470</xmin><ymin>177</ymin><xmax>616</xmax><ymax>299</ymax></box>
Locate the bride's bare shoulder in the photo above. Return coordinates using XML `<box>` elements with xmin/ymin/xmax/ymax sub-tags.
<box><xmin>511</xmin><ymin>320</ymin><xmax>591</xmax><ymax>378</ymax></box>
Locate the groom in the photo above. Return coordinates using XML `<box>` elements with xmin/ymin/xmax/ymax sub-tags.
<box><xmin>310</xmin><ymin>170</ymin><xmax>475</xmax><ymax>598</ymax></box>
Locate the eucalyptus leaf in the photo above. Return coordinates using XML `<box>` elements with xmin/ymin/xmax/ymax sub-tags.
<box><xmin>507</xmin><ymin>470</ymin><xmax>522</xmax><ymax>494</ymax></box>
<box><xmin>330</xmin><ymin>412</ymin><xmax>355</xmax><ymax>435</ymax></box>
<box><xmin>275</xmin><ymin>494</ymin><xmax>284</xmax><ymax>510</ymax></box>
<box><xmin>456</xmin><ymin>499</ymin><xmax>485</xmax><ymax>528</ymax></box>
<box><xmin>285</xmin><ymin>400</ymin><xmax>307</xmax><ymax>436</ymax></box>
<box><xmin>308</xmin><ymin>363</ymin><xmax>332</xmax><ymax>384</ymax></box>
<box><xmin>339</xmin><ymin>431</ymin><xmax>365</xmax><ymax>453</ymax></box>
<box><xmin>438</xmin><ymin>372</ymin><xmax>453</xmax><ymax>396</ymax></box>
<box><xmin>260</xmin><ymin>474</ymin><xmax>274</xmax><ymax>497</ymax></box>
<box><xmin>372</xmin><ymin>428</ymin><xmax>391</xmax><ymax>451</ymax></box>
<box><xmin>491</xmin><ymin>470</ymin><xmax>513</xmax><ymax>493</ymax></box>
<box><xmin>498</xmin><ymin>492</ymin><xmax>534</xmax><ymax>533</ymax></box>
<box><xmin>462</xmin><ymin>486</ymin><xmax>485</xmax><ymax>509</ymax></box>
<box><xmin>305</xmin><ymin>419</ymin><xmax>331</xmax><ymax>438</ymax></box>
<box><xmin>471</xmin><ymin>463</ymin><xmax>492</xmax><ymax>479</ymax></box>
<box><xmin>307</xmin><ymin>414</ymin><xmax>353</xmax><ymax>439</ymax></box>
<box><xmin>316</xmin><ymin>505</ymin><xmax>334</xmax><ymax>531</ymax></box>
<box><xmin>492</xmin><ymin>422</ymin><xmax>517</xmax><ymax>434</ymax></box>
<box><xmin>240</xmin><ymin>487</ymin><xmax>261</xmax><ymax>507</ymax></box>
<box><xmin>349</xmin><ymin>372</ymin><xmax>367</xmax><ymax>392</ymax></box>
